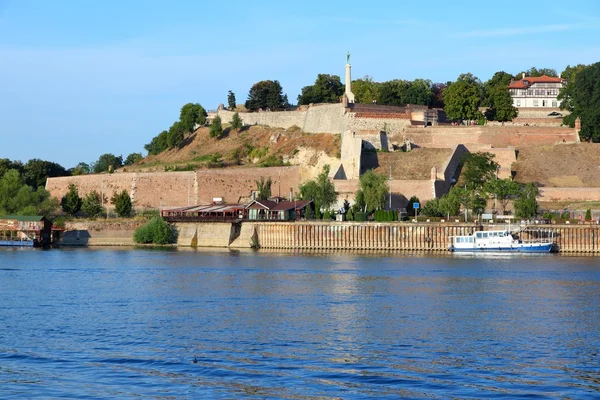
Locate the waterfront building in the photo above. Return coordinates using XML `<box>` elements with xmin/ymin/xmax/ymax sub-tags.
<box><xmin>508</xmin><ymin>74</ymin><xmax>565</xmax><ymax>108</ymax></box>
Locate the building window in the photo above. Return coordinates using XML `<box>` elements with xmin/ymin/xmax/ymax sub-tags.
<box><xmin>533</xmin><ymin>100</ymin><xmax>539</xmax><ymax>107</ymax></box>
<box><xmin>552</xmin><ymin>101</ymin><xmax>557</xmax><ymax>107</ymax></box>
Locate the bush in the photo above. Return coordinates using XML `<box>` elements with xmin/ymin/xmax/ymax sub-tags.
<box><xmin>354</xmin><ymin>212</ymin><xmax>367</xmax><ymax>222</ymax></box>
<box><xmin>209</xmin><ymin>116</ymin><xmax>223</xmax><ymax>138</ymax></box>
<box><xmin>81</xmin><ymin>190</ymin><xmax>104</xmax><ymax>217</ymax></box>
<box><xmin>61</xmin><ymin>183</ymin><xmax>82</xmax><ymax>216</ymax></box>
<box><xmin>585</xmin><ymin>209</ymin><xmax>592</xmax><ymax>221</ymax></box>
<box><xmin>111</xmin><ymin>190</ymin><xmax>133</xmax><ymax>218</ymax></box>
<box><xmin>374</xmin><ymin>210</ymin><xmax>398</xmax><ymax>222</ymax></box>
<box><xmin>231</xmin><ymin>112</ymin><xmax>243</xmax><ymax>130</ymax></box>
<box><xmin>133</xmin><ymin>217</ymin><xmax>177</xmax><ymax>245</ymax></box>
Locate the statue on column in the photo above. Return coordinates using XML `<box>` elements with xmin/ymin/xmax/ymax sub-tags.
<box><xmin>346</xmin><ymin>51</ymin><xmax>350</xmax><ymax>64</ymax></box>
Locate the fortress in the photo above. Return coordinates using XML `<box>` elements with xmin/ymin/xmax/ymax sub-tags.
<box><xmin>46</xmin><ymin>58</ymin><xmax>591</xmax><ymax>210</ymax></box>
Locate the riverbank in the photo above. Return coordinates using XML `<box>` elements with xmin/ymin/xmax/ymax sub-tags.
<box><xmin>58</xmin><ymin>220</ymin><xmax>600</xmax><ymax>253</ymax></box>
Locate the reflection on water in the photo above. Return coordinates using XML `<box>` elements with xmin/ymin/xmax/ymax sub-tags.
<box><xmin>0</xmin><ymin>247</ymin><xmax>599</xmax><ymax>399</ymax></box>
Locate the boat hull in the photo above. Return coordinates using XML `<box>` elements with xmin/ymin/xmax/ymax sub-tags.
<box><xmin>451</xmin><ymin>243</ymin><xmax>553</xmax><ymax>253</ymax></box>
<box><xmin>0</xmin><ymin>240</ymin><xmax>35</xmax><ymax>247</ymax></box>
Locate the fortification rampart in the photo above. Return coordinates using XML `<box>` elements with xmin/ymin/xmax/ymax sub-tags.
<box><xmin>46</xmin><ymin>167</ymin><xmax>302</xmax><ymax>209</ymax></box>
<box><xmin>539</xmin><ymin>187</ymin><xmax>600</xmax><ymax>202</ymax></box>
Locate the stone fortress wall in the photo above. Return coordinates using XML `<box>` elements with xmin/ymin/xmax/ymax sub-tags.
<box><xmin>47</xmin><ymin>167</ymin><xmax>302</xmax><ymax>210</ymax></box>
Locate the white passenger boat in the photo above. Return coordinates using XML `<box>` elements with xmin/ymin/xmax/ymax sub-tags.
<box><xmin>449</xmin><ymin>229</ymin><xmax>554</xmax><ymax>253</ymax></box>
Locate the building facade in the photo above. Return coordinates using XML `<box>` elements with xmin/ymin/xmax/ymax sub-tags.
<box><xmin>508</xmin><ymin>74</ymin><xmax>565</xmax><ymax>108</ymax></box>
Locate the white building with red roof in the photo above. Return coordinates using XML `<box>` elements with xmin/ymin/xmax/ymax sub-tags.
<box><xmin>508</xmin><ymin>73</ymin><xmax>565</xmax><ymax>108</ymax></box>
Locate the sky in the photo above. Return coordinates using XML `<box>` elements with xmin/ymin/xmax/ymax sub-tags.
<box><xmin>1</xmin><ymin>0</ymin><xmax>599</xmax><ymax>168</ymax></box>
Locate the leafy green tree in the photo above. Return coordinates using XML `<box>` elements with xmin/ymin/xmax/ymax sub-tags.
<box><xmin>439</xmin><ymin>188</ymin><xmax>461</xmax><ymax>218</ymax></box>
<box><xmin>483</xmin><ymin>71</ymin><xmax>514</xmax><ymax>107</ymax></box>
<box><xmin>179</xmin><ymin>103</ymin><xmax>207</xmax><ymax>133</ymax></box>
<box><xmin>111</xmin><ymin>189</ymin><xmax>133</xmax><ymax>218</ymax></box>
<box><xmin>124</xmin><ymin>153</ymin><xmax>143</xmax><ymax>166</ymax></box>
<box><xmin>568</xmin><ymin>62</ymin><xmax>600</xmax><ymax>142</ymax></box>
<box><xmin>406</xmin><ymin>195</ymin><xmax>420</xmax><ymax>218</ymax></box>
<box><xmin>23</xmin><ymin>159</ymin><xmax>68</xmax><ymax>188</ymax></box>
<box><xmin>144</xmin><ymin>130</ymin><xmax>170</xmax><ymax>155</ymax></box>
<box><xmin>93</xmin><ymin>153</ymin><xmax>123</xmax><ymax>173</ymax></box>
<box><xmin>421</xmin><ymin>198</ymin><xmax>443</xmax><ymax>217</ymax></box>
<box><xmin>299</xmin><ymin>165</ymin><xmax>338</xmax><ymax>212</ymax></box>
<box><xmin>209</xmin><ymin>115</ymin><xmax>223</xmax><ymax>139</ymax></box>
<box><xmin>245</xmin><ymin>80</ymin><xmax>285</xmax><ymax>111</ymax></box>
<box><xmin>558</xmin><ymin>64</ymin><xmax>587</xmax><ymax>127</ymax></box>
<box><xmin>453</xmin><ymin>186</ymin><xmax>486</xmax><ymax>222</ymax></box>
<box><xmin>61</xmin><ymin>183</ymin><xmax>82</xmax><ymax>216</ymax></box>
<box><xmin>405</xmin><ymin>79</ymin><xmax>433</xmax><ymax>105</ymax></box>
<box><xmin>514</xmin><ymin>183</ymin><xmax>539</xmax><ymax>218</ymax></box>
<box><xmin>460</xmin><ymin>152</ymin><xmax>499</xmax><ymax>190</ymax></box>
<box><xmin>134</xmin><ymin>217</ymin><xmax>176</xmax><ymax>244</ymax></box>
<box><xmin>514</xmin><ymin>67</ymin><xmax>558</xmax><ymax>79</ymax></box>
<box><xmin>443</xmin><ymin>73</ymin><xmax>483</xmax><ymax>121</ymax></box>
<box><xmin>377</xmin><ymin>79</ymin><xmax>410</xmax><ymax>106</ymax></box>
<box><xmin>352</xmin><ymin>76</ymin><xmax>379</xmax><ymax>104</ymax></box>
<box><xmin>0</xmin><ymin>158</ymin><xmax>24</xmax><ymax>178</ymax></box>
<box><xmin>297</xmin><ymin>74</ymin><xmax>344</xmax><ymax>105</ymax></box>
<box><xmin>485</xmin><ymin>86</ymin><xmax>518</xmax><ymax>122</ymax></box>
<box><xmin>227</xmin><ymin>90</ymin><xmax>236</xmax><ymax>110</ymax></box>
<box><xmin>486</xmin><ymin>178</ymin><xmax>520</xmax><ymax>214</ymax></box>
<box><xmin>167</xmin><ymin>121</ymin><xmax>185</xmax><ymax>148</ymax></box>
<box><xmin>71</xmin><ymin>162</ymin><xmax>91</xmax><ymax>176</ymax></box>
<box><xmin>255</xmin><ymin>176</ymin><xmax>272</xmax><ymax>200</ymax></box>
<box><xmin>353</xmin><ymin>170</ymin><xmax>388</xmax><ymax>213</ymax></box>
<box><xmin>81</xmin><ymin>190</ymin><xmax>104</xmax><ymax>217</ymax></box>
<box><xmin>230</xmin><ymin>112</ymin><xmax>243</xmax><ymax>131</ymax></box>
<box><xmin>0</xmin><ymin>169</ymin><xmax>58</xmax><ymax>216</ymax></box>
<box><xmin>585</xmin><ymin>209</ymin><xmax>592</xmax><ymax>222</ymax></box>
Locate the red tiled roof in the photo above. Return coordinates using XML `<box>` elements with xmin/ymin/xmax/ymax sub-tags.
<box><xmin>508</xmin><ymin>75</ymin><xmax>564</xmax><ymax>89</ymax></box>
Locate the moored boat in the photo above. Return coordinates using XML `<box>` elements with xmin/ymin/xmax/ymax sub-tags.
<box><xmin>449</xmin><ymin>229</ymin><xmax>554</xmax><ymax>253</ymax></box>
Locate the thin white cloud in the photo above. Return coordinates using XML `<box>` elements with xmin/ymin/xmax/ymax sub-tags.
<box><xmin>452</xmin><ymin>24</ymin><xmax>573</xmax><ymax>38</ymax></box>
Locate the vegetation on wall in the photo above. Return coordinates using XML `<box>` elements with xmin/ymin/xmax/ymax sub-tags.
<box><xmin>299</xmin><ymin>165</ymin><xmax>338</xmax><ymax>213</ymax></box>
<box><xmin>0</xmin><ymin>169</ymin><xmax>59</xmax><ymax>216</ymax></box>
<box><xmin>353</xmin><ymin>170</ymin><xmax>388</xmax><ymax>214</ymax></box>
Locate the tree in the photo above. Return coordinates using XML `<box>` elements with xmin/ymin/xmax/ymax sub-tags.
<box><xmin>443</xmin><ymin>73</ymin><xmax>483</xmax><ymax>121</ymax></box>
<box><xmin>405</xmin><ymin>195</ymin><xmax>420</xmax><ymax>218</ymax></box>
<box><xmin>453</xmin><ymin>186</ymin><xmax>486</xmax><ymax>222</ymax></box>
<box><xmin>71</xmin><ymin>162</ymin><xmax>90</xmax><ymax>176</ymax></box>
<box><xmin>585</xmin><ymin>209</ymin><xmax>592</xmax><ymax>222</ymax></box>
<box><xmin>93</xmin><ymin>153</ymin><xmax>123</xmax><ymax>173</ymax></box>
<box><xmin>144</xmin><ymin>130</ymin><xmax>170</xmax><ymax>155</ymax></box>
<box><xmin>460</xmin><ymin>152</ymin><xmax>499</xmax><ymax>190</ymax></box>
<box><xmin>230</xmin><ymin>112</ymin><xmax>243</xmax><ymax>131</ymax></box>
<box><xmin>515</xmin><ymin>67</ymin><xmax>558</xmax><ymax>79</ymax></box>
<box><xmin>227</xmin><ymin>90</ymin><xmax>236</xmax><ymax>110</ymax></box>
<box><xmin>353</xmin><ymin>170</ymin><xmax>388</xmax><ymax>213</ymax></box>
<box><xmin>352</xmin><ymin>76</ymin><xmax>379</xmax><ymax>104</ymax></box>
<box><xmin>245</xmin><ymin>80</ymin><xmax>285</xmax><ymax>111</ymax></box>
<box><xmin>485</xmin><ymin>86</ymin><xmax>518</xmax><ymax>122</ymax></box>
<box><xmin>81</xmin><ymin>190</ymin><xmax>104</xmax><ymax>217</ymax></box>
<box><xmin>0</xmin><ymin>169</ymin><xmax>58</xmax><ymax>216</ymax></box>
<box><xmin>297</xmin><ymin>74</ymin><xmax>344</xmax><ymax>105</ymax></box>
<box><xmin>377</xmin><ymin>80</ymin><xmax>410</xmax><ymax>106</ymax></box>
<box><xmin>124</xmin><ymin>153</ymin><xmax>143</xmax><ymax>166</ymax></box>
<box><xmin>430</xmin><ymin>82</ymin><xmax>446</xmax><ymax>108</ymax></box>
<box><xmin>111</xmin><ymin>189</ymin><xmax>133</xmax><ymax>218</ymax></box>
<box><xmin>568</xmin><ymin>62</ymin><xmax>600</xmax><ymax>142</ymax></box>
<box><xmin>61</xmin><ymin>183</ymin><xmax>82</xmax><ymax>216</ymax></box>
<box><xmin>134</xmin><ymin>217</ymin><xmax>176</xmax><ymax>244</ymax></box>
<box><xmin>167</xmin><ymin>121</ymin><xmax>185</xmax><ymax>148</ymax></box>
<box><xmin>439</xmin><ymin>188</ymin><xmax>461</xmax><ymax>218</ymax></box>
<box><xmin>299</xmin><ymin>165</ymin><xmax>338</xmax><ymax>212</ymax></box>
<box><xmin>255</xmin><ymin>176</ymin><xmax>272</xmax><ymax>200</ymax></box>
<box><xmin>486</xmin><ymin>178</ymin><xmax>520</xmax><ymax>215</ymax></box>
<box><xmin>514</xmin><ymin>183</ymin><xmax>539</xmax><ymax>218</ymax></box>
<box><xmin>23</xmin><ymin>159</ymin><xmax>68</xmax><ymax>188</ymax></box>
<box><xmin>558</xmin><ymin>64</ymin><xmax>587</xmax><ymax>127</ymax></box>
<box><xmin>405</xmin><ymin>79</ymin><xmax>433</xmax><ymax>105</ymax></box>
<box><xmin>0</xmin><ymin>158</ymin><xmax>24</xmax><ymax>178</ymax></box>
<box><xmin>209</xmin><ymin>115</ymin><xmax>223</xmax><ymax>139</ymax></box>
<box><xmin>483</xmin><ymin>71</ymin><xmax>514</xmax><ymax>107</ymax></box>
<box><xmin>179</xmin><ymin>103</ymin><xmax>207</xmax><ymax>133</ymax></box>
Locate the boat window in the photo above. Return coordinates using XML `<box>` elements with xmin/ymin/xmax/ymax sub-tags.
<box><xmin>476</xmin><ymin>232</ymin><xmax>482</xmax><ymax>239</ymax></box>
<box><xmin>483</xmin><ymin>232</ymin><xmax>488</xmax><ymax>238</ymax></box>
<box><xmin>469</xmin><ymin>237</ymin><xmax>474</xmax><ymax>243</ymax></box>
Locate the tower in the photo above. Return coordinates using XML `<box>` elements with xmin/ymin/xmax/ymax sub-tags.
<box><xmin>345</xmin><ymin>52</ymin><xmax>355</xmax><ymax>103</ymax></box>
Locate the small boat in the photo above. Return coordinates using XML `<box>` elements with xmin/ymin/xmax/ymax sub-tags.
<box><xmin>449</xmin><ymin>229</ymin><xmax>554</xmax><ymax>253</ymax></box>
<box><xmin>0</xmin><ymin>239</ymin><xmax>36</xmax><ymax>247</ymax></box>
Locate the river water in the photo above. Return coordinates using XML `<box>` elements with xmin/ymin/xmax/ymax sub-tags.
<box><xmin>1</xmin><ymin>248</ymin><xmax>599</xmax><ymax>399</ymax></box>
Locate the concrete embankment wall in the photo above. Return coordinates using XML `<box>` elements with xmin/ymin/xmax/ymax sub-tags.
<box><xmin>60</xmin><ymin>221</ymin><xmax>143</xmax><ymax>246</ymax></box>
<box><xmin>252</xmin><ymin>222</ymin><xmax>600</xmax><ymax>253</ymax></box>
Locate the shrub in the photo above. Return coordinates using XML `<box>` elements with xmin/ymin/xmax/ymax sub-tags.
<box><xmin>81</xmin><ymin>190</ymin><xmax>104</xmax><ymax>217</ymax></box>
<box><xmin>354</xmin><ymin>212</ymin><xmax>367</xmax><ymax>222</ymax></box>
<box><xmin>61</xmin><ymin>183</ymin><xmax>82</xmax><ymax>216</ymax></box>
<box><xmin>585</xmin><ymin>209</ymin><xmax>592</xmax><ymax>221</ymax></box>
<box><xmin>133</xmin><ymin>217</ymin><xmax>177</xmax><ymax>245</ymax></box>
<box><xmin>111</xmin><ymin>190</ymin><xmax>133</xmax><ymax>218</ymax></box>
<box><xmin>231</xmin><ymin>112</ymin><xmax>243</xmax><ymax>130</ymax></box>
<box><xmin>209</xmin><ymin>116</ymin><xmax>223</xmax><ymax>138</ymax></box>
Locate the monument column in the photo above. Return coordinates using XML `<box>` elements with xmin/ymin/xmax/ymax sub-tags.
<box><xmin>345</xmin><ymin>51</ymin><xmax>355</xmax><ymax>103</ymax></box>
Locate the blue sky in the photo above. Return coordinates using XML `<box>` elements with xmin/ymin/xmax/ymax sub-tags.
<box><xmin>1</xmin><ymin>0</ymin><xmax>599</xmax><ymax>168</ymax></box>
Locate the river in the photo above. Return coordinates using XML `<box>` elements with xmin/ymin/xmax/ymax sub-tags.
<box><xmin>1</xmin><ymin>248</ymin><xmax>599</xmax><ymax>399</ymax></box>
